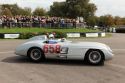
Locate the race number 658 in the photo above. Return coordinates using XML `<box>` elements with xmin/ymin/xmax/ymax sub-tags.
<box><xmin>43</xmin><ymin>45</ymin><xmax>61</xmax><ymax>53</ymax></box>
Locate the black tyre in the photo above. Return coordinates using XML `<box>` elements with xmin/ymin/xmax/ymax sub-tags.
<box><xmin>86</xmin><ymin>50</ymin><xmax>104</xmax><ymax>65</ymax></box>
<box><xmin>28</xmin><ymin>47</ymin><xmax>45</xmax><ymax>62</ymax></box>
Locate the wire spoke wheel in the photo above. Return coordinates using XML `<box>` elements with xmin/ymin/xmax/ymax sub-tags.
<box><xmin>86</xmin><ymin>50</ymin><xmax>104</xmax><ymax>65</ymax></box>
<box><xmin>28</xmin><ymin>48</ymin><xmax>44</xmax><ymax>62</ymax></box>
<box><xmin>89</xmin><ymin>51</ymin><xmax>101</xmax><ymax>63</ymax></box>
<box><xmin>30</xmin><ymin>49</ymin><xmax>42</xmax><ymax>60</ymax></box>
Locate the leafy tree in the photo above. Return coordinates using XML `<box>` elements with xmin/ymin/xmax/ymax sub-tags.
<box><xmin>1</xmin><ymin>8</ymin><xmax>13</xmax><ymax>17</ymax></box>
<box><xmin>105</xmin><ymin>15</ymin><xmax>114</xmax><ymax>27</ymax></box>
<box><xmin>1</xmin><ymin>4</ymin><xmax>20</xmax><ymax>16</ymax></box>
<box><xmin>86</xmin><ymin>16</ymin><xmax>98</xmax><ymax>27</ymax></box>
<box><xmin>33</xmin><ymin>7</ymin><xmax>46</xmax><ymax>16</ymax></box>
<box><xmin>114</xmin><ymin>16</ymin><xmax>122</xmax><ymax>26</ymax></box>
<box><xmin>20</xmin><ymin>7</ymin><xmax>32</xmax><ymax>15</ymax></box>
<box><xmin>121</xmin><ymin>18</ymin><xmax>125</xmax><ymax>25</ymax></box>
<box><xmin>98</xmin><ymin>16</ymin><xmax>106</xmax><ymax>27</ymax></box>
<box><xmin>49</xmin><ymin>0</ymin><xmax>97</xmax><ymax>19</ymax></box>
<box><xmin>0</xmin><ymin>5</ymin><xmax>2</xmax><ymax>16</ymax></box>
<box><xmin>49</xmin><ymin>2</ymin><xmax>67</xmax><ymax>17</ymax></box>
<box><xmin>98</xmin><ymin>15</ymin><xmax>114</xmax><ymax>28</ymax></box>
<box><xmin>0</xmin><ymin>4</ymin><xmax>32</xmax><ymax>16</ymax></box>
<box><xmin>66</xmin><ymin>0</ymin><xmax>97</xmax><ymax>19</ymax></box>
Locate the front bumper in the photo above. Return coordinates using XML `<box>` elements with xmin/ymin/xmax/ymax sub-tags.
<box><xmin>104</xmin><ymin>50</ymin><xmax>114</xmax><ymax>60</ymax></box>
<box><xmin>15</xmin><ymin>47</ymin><xmax>27</xmax><ymax>56</ymax></box>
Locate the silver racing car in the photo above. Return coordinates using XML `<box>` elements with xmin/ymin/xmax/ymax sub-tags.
<box><xmin>15</xmin><ymin>35</ymin><xmax>113</xmax><ymax>65</ymax></box>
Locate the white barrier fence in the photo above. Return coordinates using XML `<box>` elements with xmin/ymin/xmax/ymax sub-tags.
<box><xmin>67</xmin><ymin>33</ymin><xmax>80</xmax><ymax>38</ymax></box>
<box><xmin>67</xmin><ymin>32</ymin><xmax>106</xmax><ymax>38</ymax></box>
<box><xmin>0</xmin><ymin>32</ymin><xmax>106</xmax><ymax>39</ymax></box>
<box><xmin>85</xmin><ymin>33</ymin><xmax>98</xmax><ymax>37</ymax></box>
<box><xmin>4</xmin><ymin>34</ymin><xmax>20</xmax><ymax>39</ymax></box>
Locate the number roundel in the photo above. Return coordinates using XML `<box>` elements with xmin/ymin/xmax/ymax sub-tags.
<box><xmin>43</xmin><ymin>44</ymin><xmax>61</xmax><ymax>53</ymax></box>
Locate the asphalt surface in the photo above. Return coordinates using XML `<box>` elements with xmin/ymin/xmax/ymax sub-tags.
<box><xmin>0</xmin><ymin>33</ymin><xmax>125</xmax><ymax>83</ymax></box>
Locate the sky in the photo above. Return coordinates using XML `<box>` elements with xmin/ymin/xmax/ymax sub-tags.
<box><xmin>0</xmin><ymin>0</ymin><xmax>125</xmax><ymax>17</ymax></box>
<box><xmin>90</xmin><ymin>0</ymin><xmax>125</xmax><ymax>17</ymax></box>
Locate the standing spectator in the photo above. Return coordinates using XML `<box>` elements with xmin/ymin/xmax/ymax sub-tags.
<box><xmin>13</xmin><ymin>17</ymin><xmax>17</xmax><ymax>27</ymax></box>
<box><xmin>60</xmin><ymin>18</ymin><xmax>65</xmax><ymax>27</ymax></box>
<box><xmin>16</xmin><ymin>15</ymin><xmax>22</xmax><ymax>28</ymax></box>
<box><xmin>0</xmin><ymin>17</ymin><xmax>2</xmax><ymax>27</ymax></box>
<box><xmin>73</xmin><ymin>19</ymin><xmax>76</xmax><ymax>28</ymax></box>
<box><xmin>33</xmin><ymin>16</ymin><xmax>39</xmax><ymax>27</ymax></box>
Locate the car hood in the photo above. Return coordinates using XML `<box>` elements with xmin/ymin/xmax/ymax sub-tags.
<box><xmin>68</xmin><ymin>41</ymin><xmax>109</xmax><ymax>49</ymax></box>
<box><xmin>78</xmin><ymin>42</ymin><xmax>106</xmax><ymax>46</ymax></box>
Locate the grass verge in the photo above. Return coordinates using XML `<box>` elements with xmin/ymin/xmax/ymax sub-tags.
<box><xmin>0</xmin><ymin>27</ymin><xmax>98</xmax><ymax>33</ymax></box>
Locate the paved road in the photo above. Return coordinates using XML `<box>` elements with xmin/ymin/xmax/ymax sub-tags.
<box><xmin>0</xmin><ymin>33</ymin><xmax>125</xmax><ymax>83</ymax></box>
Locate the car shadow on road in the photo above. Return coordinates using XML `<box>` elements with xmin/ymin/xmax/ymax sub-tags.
<box><xmin>2</xmin><ymin>56</ymin><xmax>31</xmax><ymax>63</ymax></box>
<box><xmin>1</xmin><ymin>56</ymin><xmax>102</xmax><ymax>66</ymax></box>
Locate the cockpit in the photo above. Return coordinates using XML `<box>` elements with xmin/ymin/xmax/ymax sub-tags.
<box><xmin>43</xmin><ymin>40</ymin><xmax>58</xmax><ymax>44</ymax></box>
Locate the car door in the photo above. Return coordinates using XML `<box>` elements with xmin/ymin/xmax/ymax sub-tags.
<box><xmin>42</xmin><ymin>41</ymin><xmax>69</xmax><ymax>59</ymax></box>
<box><xmin>43</xmin><ymin>42</ymin><xmax>61</xmax><ymax>59</ymax></box>
<box><xmin>66</xmin><ymin>44</ymin><xmax>86</xmax><ymax>60</ymax></box>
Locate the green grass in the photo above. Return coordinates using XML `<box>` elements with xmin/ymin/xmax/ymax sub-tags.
<box><xmin>0</xmin><ymin>27</ymin><xmax>99</xmax><ymax>33</ymax></box>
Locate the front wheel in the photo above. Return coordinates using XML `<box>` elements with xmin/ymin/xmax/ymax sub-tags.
<box><xmin>28</xmin><ymin>48</ymin><xmax>45</xmax><ymax>62</ymax></box>
<box><xmin>86</xmin><ymin>50</ymin><xmax>104</xmax><ymax>65</ymax></box>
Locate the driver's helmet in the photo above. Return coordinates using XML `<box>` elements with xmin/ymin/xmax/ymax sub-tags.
<box><xmin>60</xmin><ymin>38</ymin><xmax>66</xmax><ymax>42</ymax></box>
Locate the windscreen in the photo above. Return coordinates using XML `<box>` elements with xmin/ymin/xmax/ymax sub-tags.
<box><xmin>27</xmin><ymin>35</ymin><xmax>47</xmax><ymax>41</ymax></box>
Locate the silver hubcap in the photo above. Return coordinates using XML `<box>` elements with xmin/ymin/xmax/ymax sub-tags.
<box><xmin>89</xmin><ymin>51</ymin><xmax>101</xmax><ymax>64</ymax></box>
<box><xmin>30</xmin><ymin>49</ymin><xmax>41</xmax><ymax>60</ymax></box>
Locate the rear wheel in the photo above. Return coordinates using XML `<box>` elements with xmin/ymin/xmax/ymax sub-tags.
<box><xmin>86</xmin><ymin>50</ymin><xmax>104</xmax><ymax>65</ymax></box>
<box><xmin>28</xmin><ymin>47</ymin><xmax>45</xmax><ymax>62</ymax></box>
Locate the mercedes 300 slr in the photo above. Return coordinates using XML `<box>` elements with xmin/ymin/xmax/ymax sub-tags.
<box><xmin>15</xmin><ymin>35</ymin><xmax>113</xmax><ymax>65</ymax></box>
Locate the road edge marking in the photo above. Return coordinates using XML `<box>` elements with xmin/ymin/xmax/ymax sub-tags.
<box><xmin>0</xmin><ymin>51</ymin><xmax>14</xmax><ymax>54</ymax></box>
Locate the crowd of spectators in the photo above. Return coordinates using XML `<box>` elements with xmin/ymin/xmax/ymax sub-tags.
<box><xmin>0</xmin><ymin>15</ymin><xmax>85</xmax><ymax>28</ymax></box>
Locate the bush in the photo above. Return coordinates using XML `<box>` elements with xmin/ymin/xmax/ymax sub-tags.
<box><xmin>53</xmin><ymin>31</ymin><xmax>67</xmax><ymax>38</ymax></box>
<box><xmin>18</xmin><ymin>31</ymin><xmax>67</xmax><ymax>39</ymax></box>
<box><xmin>116</xmin><ymin>28</ymin><xmax>125</xmax><ymax>33</ymax></box>
<box><xmin>19</xmin><ymin>33</ymin><xmax>37</xmax><ymax>39</ymax></box>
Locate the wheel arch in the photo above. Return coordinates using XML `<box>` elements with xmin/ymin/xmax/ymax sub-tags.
<box><xmin>84</xmin><ymin>49</ymin><xmax>105</xmax><ymax>61</ymax></box>
<box><xmin>27</xmin><ymin>47</ymin><xmax>45</xmax><ymax>57</ymax></box>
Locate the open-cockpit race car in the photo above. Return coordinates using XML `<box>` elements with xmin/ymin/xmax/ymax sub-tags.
<box><xmin>15</xmin><ymin>35</ymin><xmax>113</xmax><ymax>65</ymax></box>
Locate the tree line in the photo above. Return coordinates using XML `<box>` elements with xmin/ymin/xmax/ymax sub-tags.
<box><xmin>0</xmin><ymin>4</ymin><xmax>46</xmax><ymax>16</ymax></box>
<box><xmin>87</xmin><ymin>15</ymin><xmax>125</xmax><ymax>28</ymax></box>
<box><xmin>0</xmin><ymin>0</ymin><xmax>125</xmax><ymax>28</ymax></box>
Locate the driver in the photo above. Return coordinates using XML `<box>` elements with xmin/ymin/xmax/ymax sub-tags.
<box><xmin>60</xmin><ymin>38</ymin><xmax>66</xmax><ymax>42</ymax></box>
